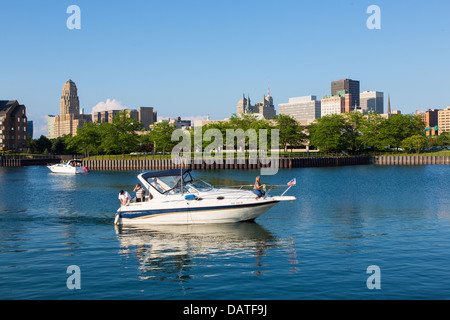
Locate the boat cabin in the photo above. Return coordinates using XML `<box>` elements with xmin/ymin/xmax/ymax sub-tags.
<box><xmin>138</xmin><ymin>169</ymin><xmax>212</xmax><ymax>199</ymax></box>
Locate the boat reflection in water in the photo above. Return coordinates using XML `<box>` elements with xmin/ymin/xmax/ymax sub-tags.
<box><xmin>115</xmin><ymin>222</ymin><xmax>278</xmax><ymax>280</ymax></box>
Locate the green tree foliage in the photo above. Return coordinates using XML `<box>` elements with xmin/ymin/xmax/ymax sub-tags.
<box><xmin>308</xmin><ymin>112</ymin><xmax>426</xmax><ymax>154</ymax></box>
<box><xmin>34</xmin><ymin>135</ymin><xmax>52</xmax><ymax>154</ymax></box>
<box><xmin>51</xmin><ymin>135</ymin><xmax>71</xmax><ymax>155</ymax></box>
<box><xmin>101</xmin><ymin>112</ymin><xmax>143</xmax><ymax>156</ymax></box>
<box><xmin>401</xmin><ymin>134</ymin><xmax>428</xmax><ymax>154</ymax></box>
<box><xmin>341</xmin><ymin>112</ymin><xmax>365</xmax><ymax>154</ymax></box>
<box><xmin>142</xmin><ymin>121</ymin><xmax>177</xmax><ymax>155</ymax></box>
<box><xmin>275</xmin><ymin>114</ymin><xmax>307</xmax><ymax>152</ymax></box>
<box><xmin>228</xmin><ymin>113</ymin><xmax>275</xmax><ymax>151</ymax></box>
<box><xmin>308</xmin><ymin>114</ymin><xmax>347</xmax><ymax>152</ymax></box>
<box><xmin>66</xmin><ymin>122</ymin><xmax>103</xmax><ymax>157</ymax></box>
<box><xmin>383</xmin><ymin>114</ymin><xmax>424</xmax><ymax>150</ymax></box>
<box><xmin>359</xmin><ymin>112</ymin><xmax>390</xmax><ymax>151</ymax></box>
<box><xmin>437</xmin><ymin>132</ymin><xmax>450</xmax><ymax>146</ymax></box>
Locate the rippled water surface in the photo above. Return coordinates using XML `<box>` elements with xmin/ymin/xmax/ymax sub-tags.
<box><xmin>0</xmin><ymin>165</ymin><xmax>449</xmax><ymax>299</ymax></box>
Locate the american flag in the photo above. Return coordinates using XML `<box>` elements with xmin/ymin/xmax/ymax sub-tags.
<box><xmin>287</xmin><ymin>178</ymin><xmax>296</xmax><ymax>186</ymax></box>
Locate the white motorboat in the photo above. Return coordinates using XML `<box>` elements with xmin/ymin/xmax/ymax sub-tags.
<box><xmin>47</xmin><ymin>160</ymin><xmax>89</xmax><ymax>174</ymax></box>
<box><xmin>115</xmin><ymin>169</ymin><xmax>296</xmax><ymax>225</ymax></box>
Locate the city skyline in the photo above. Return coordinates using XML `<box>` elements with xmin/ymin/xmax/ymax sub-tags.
<box><xmin>1</xmin><ymin>0</ymin><xmax>450</xmax><ymax>137</ymax></box>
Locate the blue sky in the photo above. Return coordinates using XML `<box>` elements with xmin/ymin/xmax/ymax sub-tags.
<box><xmin>1</xmin><ymin>0</ymin><xmax>449</xmax><ymax>136</ymax></box>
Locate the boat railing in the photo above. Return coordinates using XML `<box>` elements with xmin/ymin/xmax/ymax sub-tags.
<box><xmin>215</xmin><ymin>184</ymin><xmax>286</xmax><ymax>200</ymax></box>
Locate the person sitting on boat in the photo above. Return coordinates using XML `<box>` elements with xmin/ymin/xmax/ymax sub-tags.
<box><xmin>118</xmin><ymin>190</ymin><xmax>132</xmax><ymax>206</ymax></box>
<box><xmin>133</xmin><ymin>183</ymin><xmax>146</xmax><ymax>202</ymax></box>
<box><xmin>253</xmin><ymin>176</ymin><xmax>266</xmax><ymax>200</ymax></box>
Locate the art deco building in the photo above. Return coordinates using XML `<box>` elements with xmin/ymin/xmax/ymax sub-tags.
<box><xmin>53</xmin><ymin>79</ymin><xmax>91</xmax><ymax>138</ymax></box>
<box><xmin>0</xmin><ymin>100</ymin><xmax>28</xmax><ymax>152</ymax></box>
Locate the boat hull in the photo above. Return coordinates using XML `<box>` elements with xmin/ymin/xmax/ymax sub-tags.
<box><xmin>47</xmin><ymin>165</ymin><xmax>86</xmax><ymax>174</ymax></box>
<box><xmin>116</xmin><ymin>200</ymin><xmax>279</xmax><ymax>225</ymax></box>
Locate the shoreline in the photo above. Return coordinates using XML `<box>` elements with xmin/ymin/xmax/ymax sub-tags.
<box><xmin>3</xmin><ymin>155</ymin><xmax>449</xmax><ymax>169</ymax></box>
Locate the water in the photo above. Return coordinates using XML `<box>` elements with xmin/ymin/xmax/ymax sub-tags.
<box><xmin>0</xmin><ymin>165</ymin><xmax>449</xmax><ymax>300</ymax></box>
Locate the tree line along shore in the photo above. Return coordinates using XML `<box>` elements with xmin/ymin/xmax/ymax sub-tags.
<box><xmin>6</xmin><ymin>111</ymin><xmax>450</xmax><ymax>158</ymax></box>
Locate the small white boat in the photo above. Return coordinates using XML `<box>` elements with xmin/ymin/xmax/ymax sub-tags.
<box><xmin>115</xmin><ymin>169</ymin><xmax>296</xmax><ymax>225</ymax></box>
<box><xmin>47</xmin><ymin>160</ymin><xmax>89</xmax><ymax>174</ymax></box>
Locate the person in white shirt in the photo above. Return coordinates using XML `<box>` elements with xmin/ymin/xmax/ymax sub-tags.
<box><xmin>118</xmin><ymin>190</ymin><xmax>132</xmax><ymax>206</ymax></box>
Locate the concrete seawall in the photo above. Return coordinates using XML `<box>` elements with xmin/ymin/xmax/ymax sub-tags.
<box><xmin>0</xmin><ymin>157</ymin><xmax>60</xmax><ymax>167</ymax></box>
<box><xmin>2</xmin><ymin>155</ymin><xmax>448</xmax><ymax>169</ymax></box>
<box><xmin>80</xmin><ymin>156</ymin><xmax>371</xmax><ymax>171</ymax></box>
<box><xmin>372</xmin><ymin>155</ymin><xmax>450</xmax><ymax>165</ymax></box>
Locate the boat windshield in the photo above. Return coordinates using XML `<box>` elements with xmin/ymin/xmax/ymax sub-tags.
<box><xmin>146</xmin><ymin>172</ymin><xmax>213</xmax><ymax>194</ymax></box>
<box><xmin>184</xmin><ymin>179</ymin><xmax>213</xmax><ymax>192</ymax></box>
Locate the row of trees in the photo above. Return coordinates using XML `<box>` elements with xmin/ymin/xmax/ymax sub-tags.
<box><xmin>309</xmin><ymin>112</ymin><xmax>450</xmax><ymax>154</ymax></box>
<box><xmin>27</xmin><ymin>112</ymin><xmax>306</xmax><ymax>156</ymax></box>
<box><xmin>27</xmin><ymin>111</ymin><xmax>450</xmax><ymax>157</ymax></box>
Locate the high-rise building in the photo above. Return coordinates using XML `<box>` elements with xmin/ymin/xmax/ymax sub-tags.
<box><xmin>47</xmin><ymin>115</ymin><xmax>56</xmax><ymax>139</ymax></box>
<box><xmin>321</xmin><ymin>95</ymin><xmax>345</xmax><ymax>117</ymax></box>
<box><xmin>387</xmin><ymin>94</ymin><xmax>391</xmax><ymax>114</ymax></box>
<box><xmin>278</xmin><ymin>96</ymin><xmax>321</xmax><ymax>124</ymax></box>
<box><xmin>60</xmin><ymin>79</ymin><xmax>79</xmax><ymax>115</ymax></box>
<box><xmin>237</xmin><ymin>94</ymin><xmax>252</xmax><ymax>115</ymax></box>
<box><xmin>320</xmin><ymin>90</ymin><xmax>352</xmax><ymax>116</ymax></box>
<box><xmin>93</xmin><ymin>107</ymin><xmax>157</xmax><ymax>130</ymax></box>
<box><xmin>0</xmin><ymin>100</ymin><xmax>28</xmax><ymax>152</ymax></box>
<box><xmin>52</xmin><ymin>79</ymin><xmax>92</xmax><ymax>138</ymax></box>
<box><xmin>331</xmin><ymin>78</ymin><xmax>360</xmax><ymax>108</ymax></box>
<box><xmin>138</xmin><ymin>107</ymin><xmax>157</xmax><ymax>129</ymax></box>
<box><xmin>416</xmin><ymin>109</ymin><xmax>440</xmax><ymax>136</ymax></box>
<box><xmin>27</xmin><ymin>121</ymin><xmax>33</xmax><ymax>139</ymax></box>
<box><xmin>438</xmin><ymin>106</ymin><xmax>450</xmax><ymax>135</ymax></box>
<box><xmin>236</xmin><ymin>87</ymin><xmax>276</xmax><ymax>119</ymax></box>
<box><xmin>360</xmin><ymin>91</ymin><xmax>384</xmax><ymax>114</ymax></box>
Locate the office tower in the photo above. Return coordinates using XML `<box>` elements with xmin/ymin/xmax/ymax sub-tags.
<box><xmin>360</xmin><ymin>91</ymin><xmax>384</xmax><ymax>114</ymax></box>
<box><xmin>93</xmin><ymin>107</ymin><xmax>157</xmax><ymax>130</ymax></box>
<box><xmin>417</xmin><ymin>109</ymin><xmax>440</xmax><ymax>136</ymax></box>
<box><xmin>138</xmin><ymin>107</ymin><xmax>157</xmax><ymax>129</ymax></box>
<box><xmin>27</xmin><ymin>121</ymin><xmax>33</xmax><ymax>139</ymax></box>
<box><xmin>278</xmin><ymin>96</ymin><xmax>321</xmax><ymax>124</ymax></box>
<box><xmin>438</xmin><ymin>106</ymin><xmax>450</xmax><ymax>135</ymax></box>
<box><xmin>47</xmin><ymin>115</ymin><xmax>56</xmax><ymax>139</ymax></box>
<box><xmin>331</xmin><ymin>79</ymin><xmax>360</xmax><ymax>108</ymax></box>
<box><xmin>321</xmin><ymin>95</ymin><xmax>345</xmax><ymax>117</ymax></box>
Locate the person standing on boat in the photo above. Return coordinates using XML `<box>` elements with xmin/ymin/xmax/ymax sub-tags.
<box><xmin>253</xmin><ymin>176</ymin><xmax>266</xmax><ymax>200</ymax></box>
<box><xmin>119</xmin><ymin>190</ymin><xmax>132</xmax><ymax>206</ymax></box>
<box><xmin>133</xmin><ymin>183</ymin><xmax>146</xmax><ymax>202</ymax></box>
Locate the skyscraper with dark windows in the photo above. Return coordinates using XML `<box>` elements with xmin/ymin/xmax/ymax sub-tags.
<box><xmin>331</xmin><ymin>78</ymin><xmax>360</xmax><ymax>108</ymax></box>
